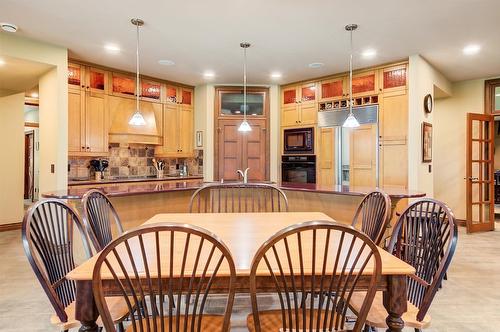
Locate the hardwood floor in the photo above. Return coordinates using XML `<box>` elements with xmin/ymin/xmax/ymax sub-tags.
<box><xmin>1</xmin><ymin>224</ymin><xmax>498</xmax><ymax>331</ymax></box>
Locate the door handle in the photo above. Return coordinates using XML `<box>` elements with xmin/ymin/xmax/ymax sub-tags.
<box><xmin>465</xmin><ymin>177</ymin><xmax>479</xmax><ymax>180</ymax></box>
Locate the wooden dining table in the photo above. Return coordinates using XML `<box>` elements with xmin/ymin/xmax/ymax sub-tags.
<box><xmin>67</xmin><ymin>212</ymin><xmax>415</xmax><ymax>332</ymax></box>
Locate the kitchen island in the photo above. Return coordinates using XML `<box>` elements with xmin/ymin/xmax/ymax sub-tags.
<box><xmin>44</xmin><ymin>178</ymin><xmax>425</xmax><ymax>230</ymax></box>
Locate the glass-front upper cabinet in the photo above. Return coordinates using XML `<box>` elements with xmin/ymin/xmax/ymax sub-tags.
<box><xmin>180</xmin><ymin>88</ymin><xmax>193</xmax><ymax>106</ymax></box>
<box><xmin>282</xmin><ymin>87</ymin><xmax>297</xmax><ymax>106</ymax></box>
<box><xmin>219</xmin><ymin>89</ymin><xmax>266</xmax><ymax>116</ymax></box>
<box><xmin>300</xmin><ymin>83</ymin><xmax>317</xmax><ymax>104</ymax></box>
<box><xmin>68</xmin><ymin>63</ymin><xmax>84</xmax><ymax>91</ymax></box>
<box><xmin>110</xmin><ymin>72</ymin><xmax>136</xmax><ymax>98</ymax></box>
<box><xmin>88</xmin><ymin>67</ymin><xmax>107</xmax><ymax>95</ymax></box>
<box><xmin>352</xmin><ymin>70</ymin><xmax>377</xmax><ymax>96</ymax></box>
<box><xmin>141</xmin><ymin>79</ymin><xmax>162</xmax><ymax>102</ymax></box>
<box><xmin>380</xmin><ymin>64</ymin><xmax>407</xmax><ymax>93</ymax></box>
<box><xmin>320</xmin><ymin>78</ymin><xmax>345</xmax><ymax>101</ymax></box>
<box><xmin>165</xmin><ymin>85</ymin><xmax>178</xmax><ymax>104</ymax></box>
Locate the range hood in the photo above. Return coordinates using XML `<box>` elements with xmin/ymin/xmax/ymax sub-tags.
<box><xmin>108</xmin><ymin>96</ymin><xmax>163</xmax><ymax>145</ymax></box>
<box><xmin>318</xmin><ymin>104</ymin><xmax>378</xmax><ymax>128</ymax></box>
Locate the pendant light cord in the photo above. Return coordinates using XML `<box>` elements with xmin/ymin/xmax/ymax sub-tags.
<box><xmin>136</xmin><ymin>22</ymin><xmax>140</xmax><ymax>112</ymax></box>
<box><xmin>243</xmin><ymin>46</ymin><xmax>247</xmax><ymax>121</ymax></box>
<box><xmin>349</xmin><ymin>28</ymin><xmax>353</xmax><ymax>115</ymax></box>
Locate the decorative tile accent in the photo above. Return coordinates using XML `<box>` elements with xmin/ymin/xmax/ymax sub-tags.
<box><xmin>68</xmin><ymin>143</ymin><xmax>204</xmax><ymax>179</ymax></box>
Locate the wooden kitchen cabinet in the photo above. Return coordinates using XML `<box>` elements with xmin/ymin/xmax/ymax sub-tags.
<box><xmin>110</xmin><ymin>72</ymin><xmax>136</xmax><ymax>99</ymax></box>
<box><xmin>140</xmin><ymin>78</ymin><xmax>163</xmax><ymax>103</ymax></box>
<box><xmin>156</xmin><ymin>99</ymin><xmax>194</xmax><ymax>158</ymax></box>
<box><xmin>67</xmin><ymin>75</ymin><xmax>108</xmax><ymax>156</ymax></box>
<box><xmin>379</xmin><ymin>89</ymin><xmax>408</xmax><ymax>189</ymax></box>
<box><xmin>281</xmin><ymin>83</ymin><xmax>318</xmax><ymax>126</ymax></box>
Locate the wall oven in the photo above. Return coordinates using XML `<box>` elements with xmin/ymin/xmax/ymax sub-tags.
<box><xmin>283</xmin><ymin>127</ymin><xmax>314</xmax><ymax>154</ymax></box>
<box><xmin>281</xmin><ymin>155</ymin><xmax>316</xmax><ymax>186</ymax></box>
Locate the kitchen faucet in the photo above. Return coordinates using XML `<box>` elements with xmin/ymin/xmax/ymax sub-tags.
<box><xmin>236</xmin><ymin>168</ymin><xmax>250</xmax><ymax>183</ymax></box>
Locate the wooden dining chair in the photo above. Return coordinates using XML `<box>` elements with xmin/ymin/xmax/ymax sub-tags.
<box><xmin>92</xmin><ymin>222</ymin><xmax>237</xmax><ymax>332</ymax></box>
<box><xmin>247</xmin><ymin>220</ymin><xmax>382</xmax><ymax>332</ymax></box>
<box><xmin>349</xmin><ymin>199</ymin><xmax>458</xmax><ymax>331</ymax></box>
<box><xmin>82</xmin><ymin>189</ymin><xmax>124</xmax><ymax>251</ymax></box>
<box><xmin>22</xmin><ymin>198</ymin><xmax>129</xmax><ymax>332</ymax></box>
<box><xmin>351</xmin><ymin>190</ymin><xmax>392</xmax><ymax>245</ymax></box>
<box><xmin>189</xmin><ymin>182</ymin><xmax>289</xmax><ymax>213</ymax></box>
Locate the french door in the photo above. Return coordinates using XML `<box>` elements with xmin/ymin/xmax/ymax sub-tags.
<box><xmin>466</xmin><ymin>113</ymin><xmax>495</xmax><ymax>233</ymax></box>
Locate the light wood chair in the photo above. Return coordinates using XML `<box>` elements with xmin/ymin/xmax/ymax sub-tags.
<box><xmin>189</xmin><ymin>182</ymin><xmax>289</xmax><ymax>213</ymax></box>
<box><xmin>351</xmin><ymin>190</ymin><xmax>391</xmax><ymax>245</ymax></box>
<box><xmin>247</xmin><ymin>220</ymin><xmax>382</xmax><ymax>332</ymax></box>
<box><xmin>22</xmin><ymin>198</ymin><xmax>129</xmax><ymax>332</ymax></box>
<box><xmin>349</xmin><ymin>199</ymin><xmax>458</xmax><ymax>331</ymax></box>
<box><xmin>92</xmin><ymin>222</ymin><xmax>237</xmax><ymax>332</ymax></box>
<box><xmin>82</xmin><ymin>189</ymin><xmax>124</xmax><ymax>252</ymax></box>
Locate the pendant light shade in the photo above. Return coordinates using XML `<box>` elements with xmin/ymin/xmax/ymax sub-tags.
<box><xmin>343</xmin><ymin>113</ymin><xmax>360</xmax><ymax>128</ymax></box>
<box><xmin>238</xmin><ymin>42</ymin><xmax>252</xmax><ymax>132</ymax></box>
<box><xmin>238</xmin><ymin>120</ymin><xmax>252</xmax><ymax>132</ymax></box>
<box><xmin>342</xmin><ymin>24</ymin><xmax>360</xmax><ymax>128</ymax></box>
<box><xmin>129</xmin><ymin>18</ymin><xmax>146</xmax><ymax>126</ymax></box>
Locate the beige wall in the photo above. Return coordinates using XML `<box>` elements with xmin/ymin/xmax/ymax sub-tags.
<box><xmin>0</xmin><ymin>33</ymin><xmax>68</xmax><ymax>194</ymax></box>
<box><xmin>193</xmin><ymin>84</ymin><xmax>279</xmax><ymax>182</ymax></box>
<box><xmin>408</xmin><ymin>55</ymin><xmax>452</xmax><ymax>196</ymax></box>
<box><xmin>0</xmin><ymin>93</ymin><xmax>25</xmax><ymax>224</ymax></box>
<box><xmin>434</xmin><ymin>78</ymin><xmax>487</xmax><ymax>220</ymax></box>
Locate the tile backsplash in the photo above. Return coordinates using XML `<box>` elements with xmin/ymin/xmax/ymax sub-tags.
<box><xmin>68</xmin><ymin>143</ymin><xmax>203</xmax><ymax>179</ymax></box>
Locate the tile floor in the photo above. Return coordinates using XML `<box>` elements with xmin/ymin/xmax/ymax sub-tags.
<box><xmin>1</xmin><ymin>224</ymin><xmax>499</xmax><ymax>331</ymax></box>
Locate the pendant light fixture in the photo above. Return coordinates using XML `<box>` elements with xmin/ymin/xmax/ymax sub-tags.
<box><xmin>238</xmin><ymin>42</ymin><xmax>252</xmax><ymax>132</ymax></box>
<box><xmin>343</xmin><ymin>24</ymin><xmax>360</xmax><ymax>128</ymax></box>
<box><xmin>129</xmin><ymin>18</ymin><xmax>146</xmax><ymax>126</ymax></box>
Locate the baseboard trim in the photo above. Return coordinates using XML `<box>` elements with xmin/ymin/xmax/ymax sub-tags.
<box><xmin>0</xmin><ymin>222</ymin><xmax>22</xmax><ymax>232</ymax></box>
<box><xmin>456</xmin><ymin>219</ymin><xmax>466</xmax><ymax>227</ymax></box>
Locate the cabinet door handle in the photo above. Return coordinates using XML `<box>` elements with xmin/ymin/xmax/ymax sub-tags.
<box><xmin>81</xmin><ymin>146</ymin><xmax>85</xmax><ymax>150</ymax></box>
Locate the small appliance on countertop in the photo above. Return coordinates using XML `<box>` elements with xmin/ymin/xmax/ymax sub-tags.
<box><xmin>89</xmin><ymin>159</ymin><xmax>109</xmax><ymax>181</ymax></box>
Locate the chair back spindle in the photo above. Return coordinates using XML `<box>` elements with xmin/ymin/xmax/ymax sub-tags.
<box><xmin>249</xmin><ymin>221</ymin><xmax>382</xmax><ymax>332</ymax></box>
<box><xmin>93</xmin><ymin>223</ymin><xmax>236</xmax><ymax>332</ymax></box>
<box><xmin>82</xmin><ymin>189</ymin><xmax>124</xmax><ymax>251</ymax></box>
<box><xmin>189</xmin><ymin>183</ymin><xmax>289</xmax><ymax>213</ymax></box>
<box><xmin>22</xmin><ymin>199</ymin><xmax>92</xmax><ymax>323</ymax></box>
<box><xmin>387</xmin><ymin>199</ymin><xmax>458</xmax><ymax>322</ymax></box>
<box><xmin>351</xmin><ymin>190</ymin><xmax>391</xmax><ymax>245</ymax></box>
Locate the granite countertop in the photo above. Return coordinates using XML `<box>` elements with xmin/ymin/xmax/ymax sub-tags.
<box><xmin>68</xmin><ymin>175</ymin><xmax>203</xmax><ymax>186</ymax></box>
<box><xmin>44</xmin><ymin>180</ymin><xmax>425</xmax><ymax>200</ymax></box>
<box><xmin>280</xmin><ymin>183</ymin><xmax>426</xmax><ymax>199</ymax></box>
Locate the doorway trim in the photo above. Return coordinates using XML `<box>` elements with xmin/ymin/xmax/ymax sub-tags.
<box><xmin>213</xmin><ymin>86</ymin><xmax>270</xmax><ymax>181</ymax></box>
<box><xmin>485</xmin><ymin>78</ymin><xmax>500</xmax><ymax>115</ymax></box>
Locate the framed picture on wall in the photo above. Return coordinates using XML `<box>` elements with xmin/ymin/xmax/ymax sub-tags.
<box><xmin>422</xmin><ymin>122</ymin><xmax>432</xmax><ymax>162</ymax></box>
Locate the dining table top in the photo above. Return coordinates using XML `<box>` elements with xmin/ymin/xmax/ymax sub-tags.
<box><xmin>67</xmin><ymin>212</ymin><xmax>415</xmax><ymax>281</ymax></box>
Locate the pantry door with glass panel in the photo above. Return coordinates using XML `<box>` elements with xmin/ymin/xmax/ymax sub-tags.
<box><xmin>466</xmin><ymin>113</ymin><xmax>495</xmax><ymax>233</ymax></box>
<box><xmin>214</xmin><ymin>87</ymin><xmax>269</xmax><ymax>182</ymax></box>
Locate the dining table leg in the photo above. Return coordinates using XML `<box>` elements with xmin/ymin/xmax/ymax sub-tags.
<box><xmin>75</xmin><ymin>280</ymin><xmax>99</xmax><ymax>332</ymax></box>
<box><xmin>383</xmin><ymin>275</ymin><xmax>407</xmax><ymax>332</ymax></box>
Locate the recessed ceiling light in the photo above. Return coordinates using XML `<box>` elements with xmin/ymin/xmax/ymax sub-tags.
<box><xmin>31</xmin><ymin>92</ymin><xmax>39</xmax><ymax>98</ymax></box>
<box><xmin>203</xmin><ymin>71</ymin><xmax>215</xmax><ymax>79</ymax></box>
<box><xmin>104</xmin><ymin>43</ymin><xmax>121</xmax><ymax>53</ymax></box>
<box><xmin>158</xmin><ymin>59</ymin><xmax>175</xmax><ymax>66</ymax></box>
<box><xmin>271</xmin><ymin>72</ymin><xmax>282</xmax><ymax>79</ymax></box>
<box><xmin>0</xmin><ymin>58</ymin><xmax>5</xmax><ymax>66</ymax></box>
<box><xmin>308</xmin><ymin>62</ymin><xmax>324</xmax><ymax>69</ymax></box>
<box><xmin>0</xmin><ymin>22</ymin><xmax>18</xmax><ymax>33</ymax></box>
<box><xmin>463</xmin><ymin>44</ymin><xmax>481</xmax><ymax>55</ymax></box>
<box><xmin>361</xmin><ymin>49</ymin><xmax>377</xmax><ymax>58</ymax></box>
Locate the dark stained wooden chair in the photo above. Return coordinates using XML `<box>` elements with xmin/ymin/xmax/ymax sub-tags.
<box><xmin>351</xmin><ymin>190</ymin><xmax>392</xmax><ymax>246</ymax></box>
<box><xmin>82</xmin><ymin>189</ymin><xmax>124</xmax><ymax>252</ymax></box>
<box><xmin>92</xmin><ymin>222</ymin><xmax>237</xmax><ymax>332</ymax></box>
<box><xmin>349</xmin><ymin>199</ymin><xmax>458</xmax><ymax>331</ymax></box>
<box><xmin>22</xmin><ymin>198</ymin><xmax>129</xmax><ymax>332</ymax></box>
<box><xmin>247</xmin><ymin>220</ymin><xmax>382</xmax><ymax>332</ymax></box>
<box><xmin>189</xmin><ymin>182</ymin><xmax>289</xmax><ymax>213</ymax></box>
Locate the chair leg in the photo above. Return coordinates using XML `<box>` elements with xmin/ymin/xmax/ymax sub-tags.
<box><xmin>117</xmin><ymin>322</ymin><xmax>125</xmax><ymax>332</ymax></box>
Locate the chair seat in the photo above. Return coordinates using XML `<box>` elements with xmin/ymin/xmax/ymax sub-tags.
<box><xmin>50</xmin><ymin>296</ymin><xmax>130</xmax><ymax>330</ymax></box>
<box><xmin>247</xmin><ymin>309</ymin><xmax>351</xmax><ymax>332</ymax></box>
<box><xmin>349</xmin><ymin>291</ymin><xmax>431</xmax><ymax>329</ymax></box>
<box><xmin>125</xmin><ymin>315</ymin><xmax>227</xmax><ymax>332</ymax></box>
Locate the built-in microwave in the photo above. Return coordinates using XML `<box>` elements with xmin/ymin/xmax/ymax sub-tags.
<box><xmin>283</xmin><ymin>127</ymin><xmax>314</xmax><ymax>154</ymax></box>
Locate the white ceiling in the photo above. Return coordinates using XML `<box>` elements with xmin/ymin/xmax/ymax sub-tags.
<box><xmin>2</xmin><ymin>0</ymin><xmax>500</xmax><ymax>85</ymax></box>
